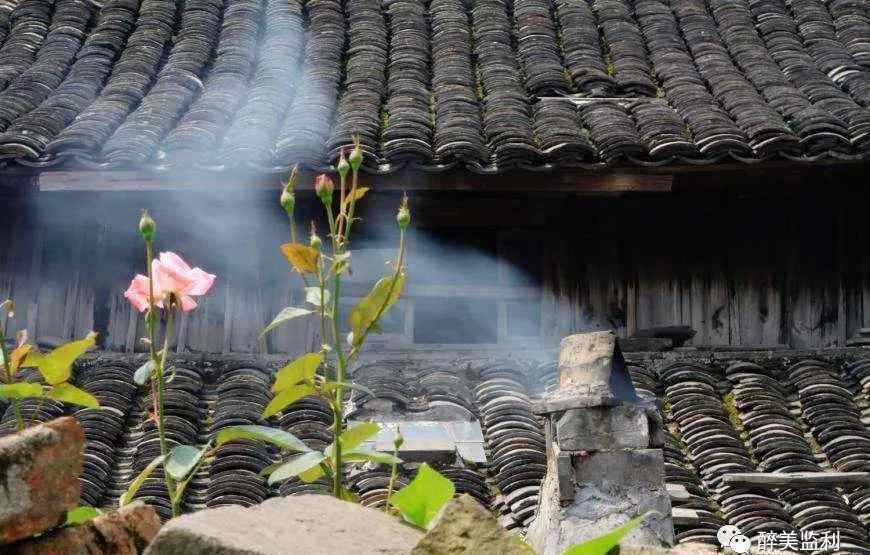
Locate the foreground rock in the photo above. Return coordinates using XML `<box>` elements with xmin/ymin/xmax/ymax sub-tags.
<box><xmin>0</xmin><ymin>417</ymin><xmax>85</xmax><ymax>545</ymax></box>
<box><xmin>145</xmin><ymin>494</ymin><xmax>423</xmax><ymax>555</ymax></box>
<box><xmin>412</xmin><ymin>494</ymin><xmax>534</xmax><ymax>555</ymax></box>
<box><xmin>8</xmin><ymin>502</ymin><xmax>161</xmax><ymax>555</ymax></box>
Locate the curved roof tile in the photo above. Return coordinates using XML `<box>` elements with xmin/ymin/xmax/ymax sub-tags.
<box><xmin>0</xmin><ymin>0</ymin><xmax>865</xmax><ymax>174</ymax></box>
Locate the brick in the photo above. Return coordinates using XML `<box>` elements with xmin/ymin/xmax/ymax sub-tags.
<box><xmin>0</xmin><ymin>417</ymin><xmax>85</xmax><ymax>545</ymax></box>
<box><xmin>8</xmin><ymin>502</ymin><xmax>161</xmax><ymax>555</ymax></box>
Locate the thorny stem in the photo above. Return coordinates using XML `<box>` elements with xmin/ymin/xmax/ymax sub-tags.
<box><xmin>143</xmin><ymin>239</ymin><xmax>178</xmax><ymax>516</ymax></box>
<box><xmin>157</xmin><ymin>303</ymin><xmax>178</xmax><ymax>515</ymax></box>
<box><xmin>343</xmin><ymin>167</ymin><xmax>360</xmax><ymax>243</ymax></box>
<box><xmin>0</xmin><ymin>323</ymin><xmax>24</xmax><ymax>431</ymax></box>
<box><xmin>324</xmin><ymin>189</ymin><xmax>349</xmax><ymax>498</ymax></box>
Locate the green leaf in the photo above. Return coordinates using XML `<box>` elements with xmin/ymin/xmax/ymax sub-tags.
<box><xmin>341</xmin><ymin>421</ymin><xmax>381</xmax><ymax>450</ymax></box>
<box><xmin>36</xmin><ymin>331</ymin><xmax>97</xmax><ymax>385</ymax></box>
<box><xmin>20</xmin><ymin>350</ymin><xmax>44</xmax><ymax>369</ymax></box>
<box><xmin>348</xmin><ymin>274</ymin><xmax>406</xmax><ymax>340</ymax></box>
<box><xmin>343</xmin><ymin>447</ymin><xmax>402</xmax><ymax>466</ymax></box>
<box><xmin>166</xmin><ymin>444</ymin><xmax>208</xmax><ymax>481</ymax></box>
<box><xmin>133</xmin><ymin>360</ymin><xmax>155</xmax><ymax>386</ymax></box>
<box><xmin>258</xmin><ymin>460</ymin><xmax>285</xmax><ymax>477</ymax></box>
<box><xmin>272</xmin><ymin>353</ymin><xmax>323</xmax><ymax>393</ymax></box>
<box><xmin>261</xmin><ymin>307</ymin><xmax>314</xmax><ymax>338</ymax></box>
<box><xmin>304</xmin><ymin>287</ymin><xmax>331</xmax><ymax>308</ymax></box>
<box><xmin>268</xmin><ymin>451</ymin><xmax>327</xmax><ymax>485</ymax></box>
<box><xmin>325</xmin><ymin>421</ymin><xmax>380</xmax><ymax>458</ymax></box>
<box><xmin>0</xmin><ymin>382</ymin><xmax>44</xmax><ymax>400</ymax></box>
<box><xmin>280</xmin><ymin>243</ymin><xmax>320</xmax><ymax>274</ymax></box>
<box><xmin>390</xmin><ymin>463</ymin><xmax>455</xmax><ymax>530</ymax></box>
<box><xmin>47</xmin><ymin>383</ymin><xmax>100</xmax><ymax>408</ymax></box>
<box><xmin>561</xmin><ymin>512</ymin><xmax>656</xmax><ymax>555</ymax></box>
<box><xmin>215</xmin><ymin>425</ymin><xmax>310</xmax><ymax>453</ymax></box>
<box><xmin>299</xmin><ymin>463</ymin><xmax>327</xmax><ymax>483</ymax></box>
<box><xmin>262</xmin><ymin>383</ymin><xmax>315</xmax><ymax>418</ymax></box>
<box><xmin>65</xmin><ymin>506</ymin><xmax>102</xmax><ymax>526</ymax></box>
<box><xmin>119</xmin><ymin>455</ymin><xmax>164</xmax><ymax>507</ymax></box>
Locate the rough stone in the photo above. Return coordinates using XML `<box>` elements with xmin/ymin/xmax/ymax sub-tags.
<box><xmin>7</xmin><ymin>502</ymin><xmax>161</xmax><ymax>555</ymax></box>
<box><xmin>556</xmin><ymin>405</ymin><xmax>649</xmax><ymax>451</ymax></box>
<box><xmin>144</xmin><ymin>494</ymin><xmax>423</xmax><ymax>555</ymax></box>
<box><xmin>0</xmin><ymin>417</ymin><xmax>85</xmax><ymax>545</ymax></box>
<box><xmin>411</xmin><ymin>494</ymin><xmax>535</xmax><ymax>555</ymax></box>
<box><xmin>534</xmin><ymin>331</ymin><xmax>637</xmax><ymax>413</ymax></box>
<box><xmin>526</xmin><ymin>447</ymin><xmax>674</xmax><ymax>555</ymax></box>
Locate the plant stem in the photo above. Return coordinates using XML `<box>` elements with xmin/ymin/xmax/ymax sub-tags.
<box><xmin>143</xmin><ymin>240</ymin><xmax>179</xmax><ymax>517</ymax></box>
<box><xmin>330</xmin><ymin>272</ymin><xmax>347</xmax><ymax>498</ymax></box>
<box><xmin>11</xmin><ymin>398</ymin><xmax>23</xmax><ymax>431</ymax></box>
<box><xmin>156</xmin><ymin>305</ymin><xmax>178</xmax><ymax>515</ymax></box>
<box><xmin>343</xmin><ymin>167</ymin><xmax>359</xmax><ymax>242</ymax></box>
<box><xmin>325</xmin><ymin>196</ymin><xmax>350</xmax><ymax>498</ymax></box>
<box><xmin>0</xmin><ymin>324</ymin><xmax>24</xmax><ymax>431</ymax></box>
<box><xmin>384</xmin><ymin>438</ymin><xmax>401</xmax><ymax>513</ymax></box>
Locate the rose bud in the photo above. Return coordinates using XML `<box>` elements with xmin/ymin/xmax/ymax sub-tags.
<box><xmin>280</xmin><ymin>186</ymin><xmax>295</xmax><ymax>216</ymax></box>
<box><xmin>396</xmin><ymin>194</ymin><xmax>410</xmax><ymax>230</ymax></box>
<box><xmin>349</xmin><ymin>135</ymin><xmax>363</xmax><ymax>171</ymax></box>
<box><xmin>139</xmin><ymin>210</ymin><xmax>156</xmax><ymax>241</ymax></box>
<box><xmin>315</xmin><ymin>174</ymin><xmax>334</xmax><ymax>204</ymax></box>
<box><xmin>337</xmin><ymin>148</ymin><xmax>350</xmax><ymax>180</ymax></box>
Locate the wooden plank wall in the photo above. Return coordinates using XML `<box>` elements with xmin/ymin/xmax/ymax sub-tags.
<box><xmin>1</xmin><ymin>168</ymin><xmax>868</xmax><ymax>355</ymax></box>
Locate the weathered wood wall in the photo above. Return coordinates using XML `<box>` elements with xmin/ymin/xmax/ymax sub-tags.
<box><xmin>1</xmin><ymin>164</ymin><xmax>868</xmax><ymax>355</ymax></box>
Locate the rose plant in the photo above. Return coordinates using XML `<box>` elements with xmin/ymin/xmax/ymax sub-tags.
<box><xmin>255</xmin><ymin>138</ymin><xmax>409</xmax><ymax>498</ymax></box>
<box><xmin>118</xmin><ymin>213</ymin><xmax>225</xmax><ymax>517</ymax></box>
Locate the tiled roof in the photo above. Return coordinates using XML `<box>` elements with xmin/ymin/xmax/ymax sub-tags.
<box><xmin>0</xmin><ymin>0</ymin><xmax>866</xmax><ymax>174</ymax></box>
<box><xmin>1</xmin><ymin>352</ymin><xmax>869</xmax><ymax>545</ymax></box>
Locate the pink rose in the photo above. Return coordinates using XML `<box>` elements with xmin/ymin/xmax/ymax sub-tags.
<box><xmin>124</xmin><ymin>252</ymin><xmax>215</xmax><ymax>312</ymax></box>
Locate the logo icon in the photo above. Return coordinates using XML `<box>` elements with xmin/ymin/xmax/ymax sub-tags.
<box><xmin>717</xmin><ymin>525</ymin><xmax>751</xmax><ymax>554</ymax></box>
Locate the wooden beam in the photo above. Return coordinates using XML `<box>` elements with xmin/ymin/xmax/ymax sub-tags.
<box><xmin>722</xmin><ymin>472</ymin><xmax>870</xmax><ymax>488</ymax></box>
<box><xmin>341</xmin><ymin>283</ymin><xmax>541</xmax><ymax>301</ymax></box>
<box><xmin>38</xmin><ymin>169</ymin><xmax>673</xmax><ymax>193</ymax></box>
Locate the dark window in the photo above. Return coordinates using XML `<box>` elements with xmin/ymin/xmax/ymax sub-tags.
<box><xmin>414</xmin><ymin>298</ymin><xmax>498</xmax><ymax>343</ymax></box>
<box><xmin>507</xmin><ymin>301</ymin><xmax>540</xmax><ymax>337</ymax></box>
<box><xmin>410</xmin><ymin>229</ymin><xmax>498</xmax><ymax>286</ymax></box>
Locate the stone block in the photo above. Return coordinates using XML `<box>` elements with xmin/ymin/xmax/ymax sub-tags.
<box><xmin>0</xmin><ymin>417</ymin><xmax>85</xmax><ymax>545</ymax></box>
<box><xmin>411</xmin><ymin>494</ymin><xmax>535</xmax><ymax>555</ymax></box>
<box><xmin>8</xmin><ymin>502</ymin><xmax>161</xmax><ymax>555</ymax></box>
<box><xmin>144</xmin><ymin>494</ymin><xmax>422</xmax><ymax>555</ymax></box>
<box><xmin>526</xmin><ymin>447</ymin><xmax>674</xmax><ymax>555</ymax></box>
<box><xmin>572</xmin><ymin>449</ymin><xmax>665</xmax><ymax>490</ymax></box>
<box><xmin>555</xmin><ymin>404</ymin><xmax>649</xmax><ymax>451</ymax></box>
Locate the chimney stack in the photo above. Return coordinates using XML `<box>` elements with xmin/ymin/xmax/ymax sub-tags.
<box><xmin>526</xmin><ymin>331</ymin><xmax>674</xmax><ymax>555</ymax></box>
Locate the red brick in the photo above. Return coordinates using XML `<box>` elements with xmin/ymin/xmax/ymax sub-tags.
<box><xmin>7</xmin><ymin>503</ymin><xmax>162</xmax><ymax>555</ymax></box>
<box><xmin>0</xmin><ymin>417</ymin><xmax>85</xmax><ymax>545</ymax></box>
